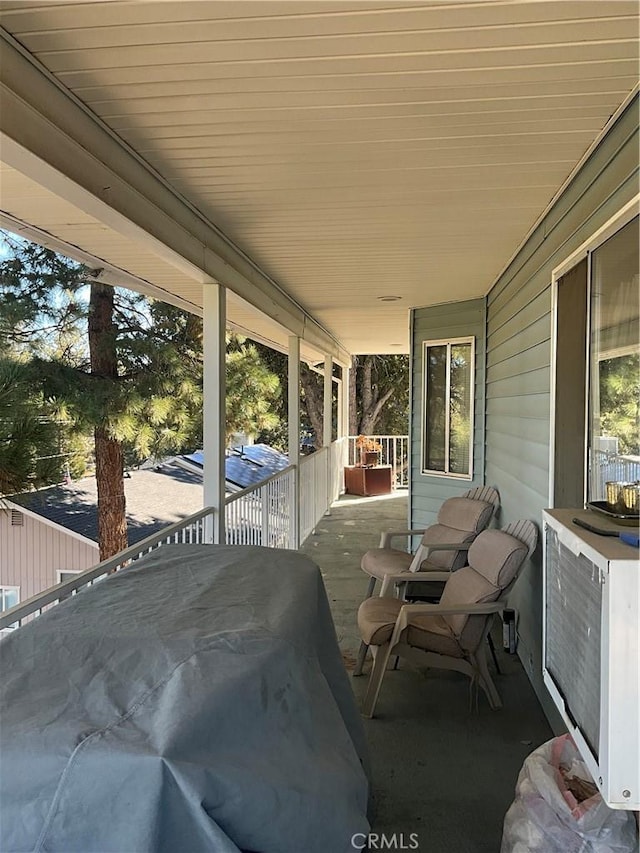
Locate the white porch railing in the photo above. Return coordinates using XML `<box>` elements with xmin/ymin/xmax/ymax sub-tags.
<box><xmin>0</xmin><ymin>506</ymin><xmax>217</xmax><ymax>631</ymax></box>
<box><xmin>589</xmin><ymin>450</ymin><xmax>640</xmax><ymax>502</ymax></box>
<box><xmin>225</xmin><ymin>465</ymin><xmax>295</xmax><ymax>549</ymax></box>
<box><xmin>299</xmin><ymin>437</ymin><xmax>349</xmax><ymax>542</ymax></box>
<box><xmin>299</xmin><ymin>447</ymin><xmax>328</xmax><ymax>543</ymax></box>
<box><xmin>1</xmin><ymin>434</ymin><xmax>390</xmax><ymax>632</ymax></box>
<box><xmin>347</xmin><ymin>434</ymin><xmax>409</xmax><ymax>488</ymax></box>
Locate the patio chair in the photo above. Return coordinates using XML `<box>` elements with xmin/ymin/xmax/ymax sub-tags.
<box><xmin>353</xmin><ymin>486</ymin><xmax>500</xmax><ymax>676</ymax></box>
<box><xmin>356</xmin><ymin>519</ymin><xmax>537</xmax><ymax>718</ymax></box>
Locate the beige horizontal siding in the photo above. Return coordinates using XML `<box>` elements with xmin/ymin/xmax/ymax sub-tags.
<box><xmin>0</xmin><ymin>509</ymin><xmax>98</xmax><ymax>605</ymax></box>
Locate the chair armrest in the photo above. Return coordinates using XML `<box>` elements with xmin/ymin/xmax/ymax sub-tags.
<box><xmin>405</xmin><ymin>540</ymin><xmax>472</xmax><ymax>576</ymax></box>
<box><xmin>379</xmin><ymin>570</ymin><xmax>451</xmax><ymax>596</ymax></box>
<box><xmin>422</xmin><ymin>541</ymin><xmax>472</xmax><ymax>556</ymax></box>
<box><xmin>383</xmin><ymin>570</ymin><xmax>452</xmax><ymax>584</ymax></box>
<box><xmin>401</xmin><ymin>601</ymin><xmax>504</xmax><ymax>618</ymax></box>
<box><xmin>379</xmin><ymin>528</ymin><xmax>426</xmax><ymax>548</ymax></box>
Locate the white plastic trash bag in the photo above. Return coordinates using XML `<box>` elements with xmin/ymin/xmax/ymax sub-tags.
<box><xmin>501</xmin><ymin>734</ymin><xmax>638</xmax><ymax>853</ymax></box>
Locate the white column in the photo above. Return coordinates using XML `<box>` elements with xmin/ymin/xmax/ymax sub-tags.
<box><xmin>323</xmin><ymin>354</ymin><xmax>333</xmax><ymax>512</ymax></box>
<box><xmin>288</xmin><ymin>336</ymin><xmax>300</xmax><ymax>549</ymax></box>
<box><xmin>341</xmin><ymin>365</ymin><xmax>351</xmax><ymax>481</ymax></box>
<box><xmin>342</xmin><ymin>365</ymin><xmax>350</xmax><ymax>440</ymax></box>
<box><xmin>203</xmin><ymin>282</ymin><xmax>226</xmax><ymax>544</ymax></box>
<box><xmin>323</xmin><ymin>354</ymin><xmax>333</xmax><ymax>448</ymax></box>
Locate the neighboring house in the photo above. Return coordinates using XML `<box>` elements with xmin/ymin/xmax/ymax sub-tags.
<box><xmin>0</xmin><ymin>462</ymin><xmax>204</xmax><ymax>612</ymax></box>
<box><xmin>0</xmin><ymin>446</ymin><xmax>289</xmax><ymax>612</ymax></box>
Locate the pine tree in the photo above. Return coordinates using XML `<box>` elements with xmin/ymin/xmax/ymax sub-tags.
<box><xmin>0</xmin><ymin>233</ymin><xmax>288</xmax><ymax>557</ymax></box>
<box><xmin>0</xmin><ymin>359</ymin><xmax>62</xmax><ymax>495</ymax></box>
<box><xmin>226</xmin><ymin>334</ymin><xmax>281</xmax><ymax>442</ymax></box>
<box><xmin>0</xmin><ymin>234</ymin><xmax>204</xmax><ymax>558</ymax></box>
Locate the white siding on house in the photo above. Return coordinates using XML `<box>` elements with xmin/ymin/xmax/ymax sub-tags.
<box><xmin>0</xmin><ymin>508</ymin><xmax>98</xmax><ymax>604</ymax></box>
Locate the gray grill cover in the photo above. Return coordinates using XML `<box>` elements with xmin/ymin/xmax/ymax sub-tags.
<box><xmin>0</xmin><ymin>545</ymin><xmax>370</xmax><ymax>852</ymax></box>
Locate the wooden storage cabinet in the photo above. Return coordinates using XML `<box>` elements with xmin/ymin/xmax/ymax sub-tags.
<box><xmin>344</xmin><ymin>465</ymin><xmax>392</xmax><ymax>497</ymax></box>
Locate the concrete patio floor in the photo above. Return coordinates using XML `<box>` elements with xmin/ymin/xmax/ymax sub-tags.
<box><xmin>300</xmin><ymin>492</ymin><xmax>554</xmax><ymax>853</ymax></box>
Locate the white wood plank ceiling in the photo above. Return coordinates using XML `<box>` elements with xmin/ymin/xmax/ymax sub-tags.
<box><xmin>0</xmin><ymin>0</ymin><xmax>638</xmax><ymax>356</ymax></box>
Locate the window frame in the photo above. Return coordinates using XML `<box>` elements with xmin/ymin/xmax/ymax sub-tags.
<box><xmin>550</xmin><ymin>196</ymin><xmax>640</xmax><ymax>506</ymax></box>
<box><xmin>0</xmin><ymin>586</ymin><xmax>20</xmax><ymax>613</ymax></box>
<box><xmin>57</xmin><ymin>570</ymin><xmax>81</xmax><ymax>584</ymax></box>
<box><xmin>420</xmin><ymin>335</ymin><xmax>475</xmax><ymax>479</ymax></box>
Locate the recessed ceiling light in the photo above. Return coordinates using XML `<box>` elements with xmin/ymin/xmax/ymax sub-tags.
<box><xmin>377</xmin><ymin>295</ymin><xmax>401</xmax><ymax>302</ymax></box>
<box><xmin>389</xmin><ymin>343</ymin><xmax>403</xmax><ymax>347</ymax></box>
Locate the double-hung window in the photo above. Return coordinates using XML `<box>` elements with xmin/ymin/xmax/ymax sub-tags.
<box><xmin>422</xmin><ymin>337</ymin><xmax>474</xmax><ymax>478</ymax></box>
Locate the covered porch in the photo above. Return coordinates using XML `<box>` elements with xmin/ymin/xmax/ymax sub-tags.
<box><xmin>301</xmin><ymin>492</ymin><xmax>553</xmax><ymax>851</ymax></box>
<box><xmin>0</xmin><ymin>1</ymin><xmax>638</xmax><ymax>848</ymax></box>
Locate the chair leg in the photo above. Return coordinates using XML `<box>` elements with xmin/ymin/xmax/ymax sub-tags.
<box><xmin>365</xmin><ymin>576</ymin><xmax>377</xmax><ymax>598</ymax></box>
<box><xmin>353</xmin><ymin>576</ymin><xmax>378</xmax><ymax>677</ymax></box>
<box><xmin>361</xmin><ymin>642</ymin><xmax>394</xmax><ymax>719</ymax></box>
<box><xmin>487</xmin><ymin>633</ymin><xmax>501</xmax><ymax>675</ymax></box>
<box><xmin>474</xmin><ymin>648</ymin><xmax>502</xmax><ymax>710</ymax></box>
<box><xmin>353</xmin><ymin>641</ymin><xmax>369</xmax><ymax>677</ymax></box>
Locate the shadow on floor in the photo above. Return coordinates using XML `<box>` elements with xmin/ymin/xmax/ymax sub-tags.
<box><xmin>301</xmin><ymin>492</ymin><xmax>553</xmax><ymax>853</ymax></box>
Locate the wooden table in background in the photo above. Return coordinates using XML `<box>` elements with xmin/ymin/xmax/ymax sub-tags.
<box><xmin>344</xmin><ymin>465</ymin><xmax>393</xmax><ymax>497</ymax></box>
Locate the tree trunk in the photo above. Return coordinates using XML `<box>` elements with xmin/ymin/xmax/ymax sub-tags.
<box><xmin>354</xmin><ymin>354</ymin><xmax>394</xmax><ymax>436</ymax></box>
<box><xmin>93</xmin><ymin>426</ymin><xmax>127</xmax><ymax>560</ymax></box>
<box><xmin>358</xmin><ymin>387</ymin><xmax>394</xmax><ymax>434</ymax></box>
<box><xmin>361</xmin><ymin>355</ymin><xmax>374</xmax><ymax>422</ymax></box>
<box><xmin>88</xmin><ymin>282</ymin><xmax>127</xmax><ymax>560</ymax></box>
<box><xmin>349</xmin><ymin>356</ymin><xmax>359</xmax><ymax>436</ymax></box>
<box><xmin>300</xmin><ymin>365</ymin><xmax>324</xmax><ymax>449</ymax></box>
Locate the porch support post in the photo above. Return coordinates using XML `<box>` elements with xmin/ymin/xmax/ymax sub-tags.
<box><xmin>288</xmin><ymin>336</ymin><xmax>301</xmax><ymax>549</ymax></box>
<box><xmin>341</xmin><ymin>366</ymin><xmax>350</xmax><ymax>440</ymax></box>
<box><xmin>342</xmin><ymin>365</ymin><xmax>351</xmax><ymax>474</ymax></box>
<box><xmin>323</xmin><ymin>355</ymin><xmax>333</xmax><ymax>448</ymax></box>
<box><xmin>203</xmin><ymin>282</ymin><xmax>226</xmax><ymax>544</ymax></box>
<box><xmin>323</xmin><ymin>355</ymin><xmax>333</xmax><ymax>511</ymax></box>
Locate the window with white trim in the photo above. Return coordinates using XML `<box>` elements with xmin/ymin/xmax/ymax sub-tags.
<box><xmin>57</xmin><ymin>571</ymin><xmax>81</xmax><ymax>584</ymax></box>
<box><xmin>422</xmin><ymin>337</ymin><xmax>474</xmax><ymax>478</ymax></box>
<box><xmin>552</xmin><ymin>210</ymin><xmax>639</xmax><ymax>507</ymax></box>
<box><xmin>0</xmin><ymin>586</ymin><xmax>20</xmax><ymax>612</ymax></box>
<box><xmin>588</xmin><ymin>217</ymin><xmax>639</xmax><ymax>503</ymax></box>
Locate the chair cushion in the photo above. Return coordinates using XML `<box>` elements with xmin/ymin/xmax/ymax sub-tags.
<box><xmin>357</xmin><ymin>596</ymin><xmax>403</xmax><ymax>646</ymax></box>
<box><xmin>361</xmin><ymin>548</ymin><xmax>413</xmax><ymax>579</ymax></box>
<box><xmin>406</xmin><ymin>614</ymin><xmax>463</xmax><ymax>658</ymax></box>
<box><xmin>437</xmin><ymin>497</ymin><xmax>494</xmax><ymax>534</ymax></box>
<box><xmin>420</xmin><ymin>524</ymin><xmax>476</xmax><ymax>570</ymax></box>
<box><xmin>438</xmin><ymin>565</ymin><xmax>500</xmax><ymax>639</ymax></box>
<box><xmin>468</xmin><ymin>529</ymin><xmax>528</xmax><ymax>588</ymax></box>
<box><xmin>358</xmin><ymin>597</ymin><xmax>465</xmax><ymax>657</ymax></box>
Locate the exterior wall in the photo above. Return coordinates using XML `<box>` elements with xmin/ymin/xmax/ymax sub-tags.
<box><xmin>410</xmin><ymin>298</ymin><xmax>486</xmax><ymax>530</ymax></box>
<box><xmin>0</xmin><ymin>507</ymin><xmax>98</xmax><ymax>605</ymax></box>
<box><xmin>484</xmin><ymin>95</ymin><xmax>638</xmax><ymax>721</ymax></box>
<box><xmin>408</xmin><ymin>94</ymin><xmax>638</xmax><ymax>726</ymax></box>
